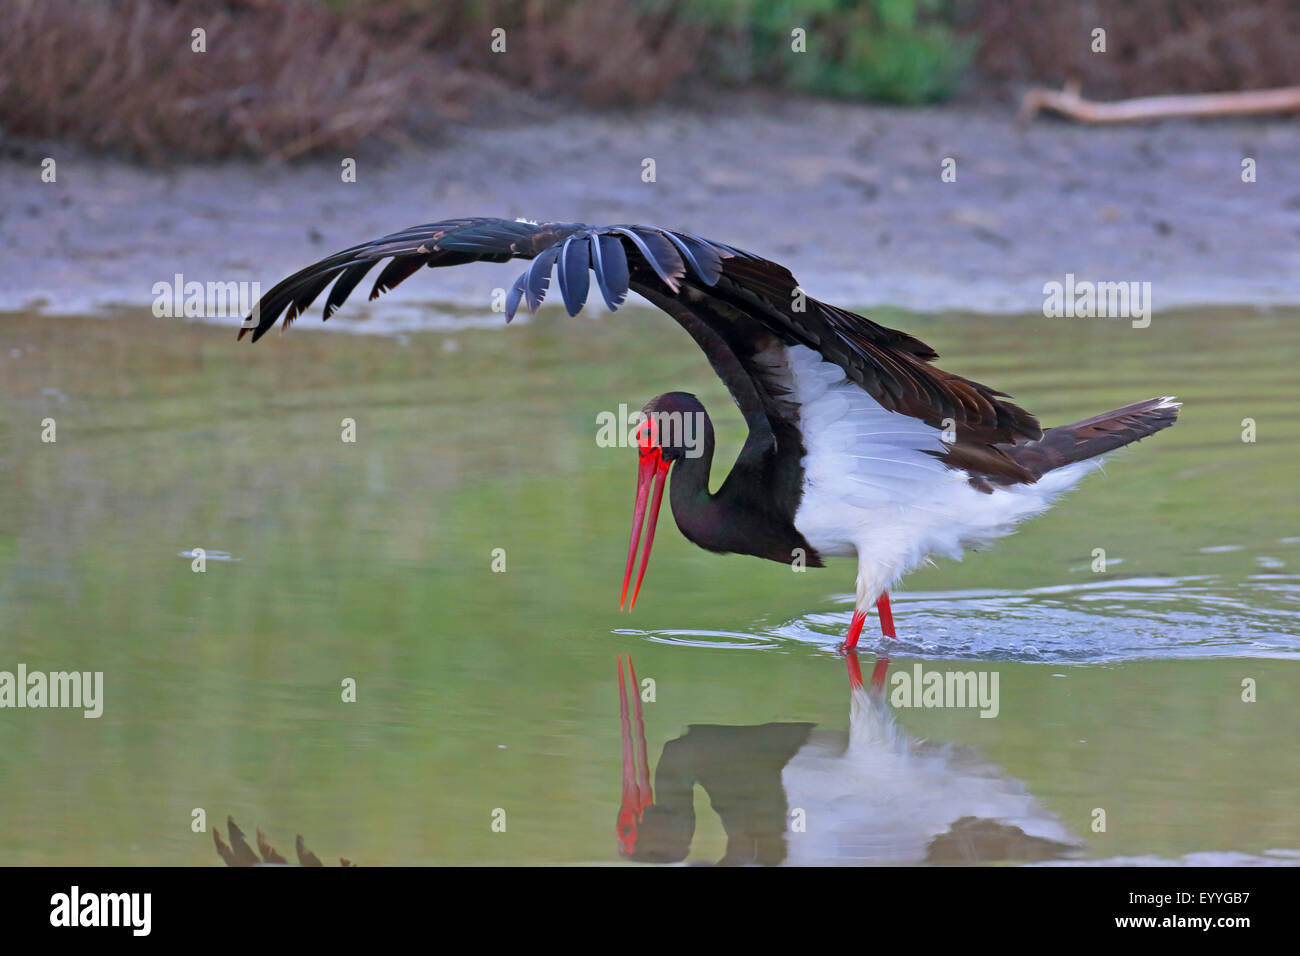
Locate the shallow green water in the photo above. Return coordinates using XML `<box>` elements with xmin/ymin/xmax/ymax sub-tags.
<box><xmin>0</xmin><ymin>306</ymin><xmax>1297</xmax><ymax>865</ymax></box>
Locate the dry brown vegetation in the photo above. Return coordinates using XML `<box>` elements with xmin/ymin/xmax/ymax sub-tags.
<box><xmin>4</xmin><ymin>0</ymin><xmax>1300</xmax><ymax>163</ymax></box>
<box><xmin>0</xmin><ymin>0</ymin><xmax>493</xmax><ymax>161</ymax></box>
<box><xmin>419</xmin><ymin>0</ymin><xmax>706</xmax><ymax>106</ymax></box>
<box><xmin>0</xmin><ymin>0</ymin><xmax>703</xmax><ymax>162</ymax></box>
<box><xmin>973</xmin><ymin>0</ymin><xmax>1300</xmax><ymax>99</ymax></box>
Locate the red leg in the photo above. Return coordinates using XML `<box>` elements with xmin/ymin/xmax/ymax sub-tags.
<box><xmin>870</xmin><ymin>592</ymin><xmax>895</xmax><ymax>689</ymax></box>
<box><xmin>876</xmin><ymin>591</ymin><xmax>896</xmax><ymax>639</ymax></box>
<box><xmin>845</xmin><ymin>591</ymin><xmax>896</xmax><ymax>649</ymax></box>
<box><xmin>843</xmin><ymin>609</ymin><xmax>868</xmax><ymax>650</ymax></box>
<box><xmin>847</xmin><ymin>595</ymin><xmax>894</xmax><ymax>689</ymax></box>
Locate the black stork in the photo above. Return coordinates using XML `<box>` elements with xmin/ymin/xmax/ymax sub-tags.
<box><xmin>241</xmin><ymin>217</ymin><xmax>1179</xmax><ymax>649</ymax></box>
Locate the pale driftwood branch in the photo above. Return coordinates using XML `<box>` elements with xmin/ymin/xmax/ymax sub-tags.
<box><xmin>1019</xmin><ymin>81</ymin><xmax>1300</xmax><ymax>124</ymax></box>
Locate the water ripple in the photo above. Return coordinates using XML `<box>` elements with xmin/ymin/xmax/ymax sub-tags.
<box><xmin>627</xmin><ymin>575</ymin><xmax>1300</xmax><ymax>662</ymax></box>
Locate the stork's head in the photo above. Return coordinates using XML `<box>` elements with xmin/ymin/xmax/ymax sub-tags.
<box><xmin>636</xmin><ymin>392</ymin><xmax>709</xmax><ymax>461</ymax></box>
<box><xmin>620</xmin><ymin>392</ymin><xmax>709</xmax><ymax>611</ymax></box>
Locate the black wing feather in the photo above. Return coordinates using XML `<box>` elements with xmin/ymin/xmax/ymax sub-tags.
<box><xmin>239</xmin><ymin>216</ymin><xmax>1041</xmax><ymax>461</ymax></box>
<box><xmin>663</xmin><ymin>231</ymin><xmax>723</xmax><ymax>285</ymax></box>
<box><xmin>593</xmin><ymin>234</ymin><xmax>630</xmax><ymax>310</ymax></box>
<box><xmin>556</xmin><ymin>235</ymin><xmax>591</xmax><ymax>317</ymax></box>
<box><xmin>505</xmin><ymin>271</ymin><xmax>528</xmax><ymax>322</ymax></box>
<box><xmin>524</xmin><ymin>245</ymin><xmax>562</xmax><ymax>313</ymax></box>
<box><xmin>324</xmin><ymin>261</ymin><xmax>377</xmax><ymax>319</ymax></box>
<box><xmin>611</xmin><ymin>227</ymin><xmax>682</xmax><ymax>290</ymax></box>
<box><xmin>369</xmin><ymin>256</ymin><xmax>426</xmax><ymax>301</ymax></box>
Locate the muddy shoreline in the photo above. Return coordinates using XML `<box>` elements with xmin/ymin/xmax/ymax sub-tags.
<box><xmin>4</xmin><ymin>94</ymin><xmax>1297</xmax><ymax>326</ymax></box>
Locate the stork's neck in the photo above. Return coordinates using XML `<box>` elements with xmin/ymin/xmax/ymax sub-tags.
<box><xmin>666</xmin><ymin>415</ymin><xmax>718</xmax><ymax>537</ymax></box>
<box><xmin>667</xmin><ymin>413</ymin><xmax>817</xmax><ymax>565</ymax></box>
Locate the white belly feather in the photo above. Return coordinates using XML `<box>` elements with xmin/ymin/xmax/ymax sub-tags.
<box><xmin>779</xmin><ymin>344</ymin><xmax>1097</xmax><ymax>606</ymax></box>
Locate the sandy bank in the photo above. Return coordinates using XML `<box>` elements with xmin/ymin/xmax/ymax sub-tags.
<box><xmin>4</xmin><ymin>94</ymin><xmax>1297</xmax><ymax>328</ymax></box>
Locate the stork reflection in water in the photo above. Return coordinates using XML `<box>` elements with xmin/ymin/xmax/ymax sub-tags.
<box><xmin>615</xmin><ymin>654</ymin><xmax>1080</xmax><ymax>866</ymax></box>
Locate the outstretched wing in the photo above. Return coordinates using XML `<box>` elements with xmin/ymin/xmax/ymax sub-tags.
<box><xmin>240</xmin><ymin>217</ymin><xmax>1041</xmax><ymax>479</ymax></box>
<box><xmin>238</xmin><ymin>218</ymin><xmax>589</xmax><ymax>339</ymax></box>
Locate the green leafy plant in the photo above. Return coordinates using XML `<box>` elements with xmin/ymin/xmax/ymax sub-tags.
<box><xmin>683</xmin><ymin>0</ymin><xmax>975</xmax><ymax>103</ymax></box>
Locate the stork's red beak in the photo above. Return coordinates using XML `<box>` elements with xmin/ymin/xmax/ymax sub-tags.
<box><xmin>620</xmin><ymin>444</ymin><xmax>671</xmax><ymax>611</ymax></box>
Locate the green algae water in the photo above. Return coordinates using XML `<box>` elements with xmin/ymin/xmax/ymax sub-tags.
<box><xmin>0</xmin><ymin>305</ymin><xmax>1296</xmax><ymax>865</ymax></box>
